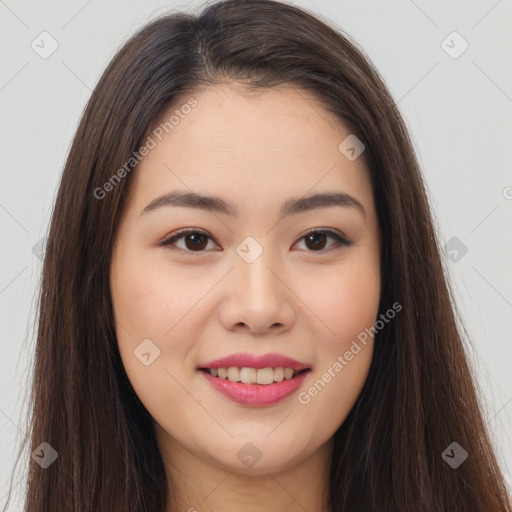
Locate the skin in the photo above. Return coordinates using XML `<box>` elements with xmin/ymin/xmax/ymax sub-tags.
<box><xmin>110</xmin><ymin>83</ymin><xmax>381</xmax><ymax>512</ymax></box>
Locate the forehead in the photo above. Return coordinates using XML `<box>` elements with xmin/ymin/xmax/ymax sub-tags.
<box><xmin>159</xmin><ymin>84</ymin><xmax>349</xmax><ymax>157</ymax></box>
<box><xmin>127</xmin><ymin>84</ymin><xmax>373</xmax><ymax>217</ymax></box>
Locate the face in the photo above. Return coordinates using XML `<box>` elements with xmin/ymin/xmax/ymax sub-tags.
<box><xmin>110</xmin><ymin>84</ymin><xmax>381</xmax><ymax>476</ymax></box>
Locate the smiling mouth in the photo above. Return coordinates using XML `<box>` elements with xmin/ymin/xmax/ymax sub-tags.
<box><xmin>198</xmin><ymin>367</ymin><xmax>310</xmax><ymax>386</ymax></box>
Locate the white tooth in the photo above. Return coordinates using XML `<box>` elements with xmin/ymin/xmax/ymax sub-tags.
<box><xmin>210</xmin><ymin>368</ymin><xmax>218</xmax><ymax>377</ymax></box>
<box><xmin>240</xmin><ymin>367</ymin><xmax>257</xmax><ymax>384</ymax></box>
<box><xmin>227</xmin><ymin>367</ymin><xmax>241</xmax><ymax>382</ymax></box>
<box><xmin>273</xmin><ymin>367</ymin><xmax>284</xmax><ymax>382</ymax></box>
<box><xmin>284</xmin><ymin>368</ymin><xmax>294</xmax><ymax>380</ymax></box>
<box><xmin>217</xmin><ymin>368</ymin><xmax>228</xmax><ymax>379</ymax></box>
<box><xmin>256</xmin><ymin>367</ymin><xmax>274</xmax><ymax>385</ymax></box>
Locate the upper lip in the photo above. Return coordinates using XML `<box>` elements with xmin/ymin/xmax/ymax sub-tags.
<box><xmin>197</xmin><ymin>352</ymin><xmax>311</xmax><ymax>371</ymax></box>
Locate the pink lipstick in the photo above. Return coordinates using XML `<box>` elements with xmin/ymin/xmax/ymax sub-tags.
<box><xmin>197</xmin><ymin>352</ymin><xmax>312</xmax><ymax>406</ymax></box>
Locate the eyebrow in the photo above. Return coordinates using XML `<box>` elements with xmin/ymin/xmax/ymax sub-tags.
<box><xmin>141</xmin><ymin>190</ymin><xmax>365</xmax><ymax>218</ymax></box>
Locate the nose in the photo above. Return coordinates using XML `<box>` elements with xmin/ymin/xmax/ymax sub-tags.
<box><xmin>218</xmin><ymin>247</ymin><xmax>296</xmax><ymax>335</ymax></box>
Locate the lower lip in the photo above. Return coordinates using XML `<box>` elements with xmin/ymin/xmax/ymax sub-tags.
<box><xmin>199</xmin><ymin>370</ymin><xmax>310</xmax><ymax>406</ymax></box>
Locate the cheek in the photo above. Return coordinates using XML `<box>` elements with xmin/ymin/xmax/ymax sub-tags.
<box><xmin>110</xmin><ymin>254</ymin><xmax>208</xmax><ymax>382</ymax></box>
<box><xmin>296</xmin><ymin>254</ymin><xmax>379</xmax><ymax>407</ymax></box>
<box><xmin>297</xmin><ymin>340</ymin><xmax>373</xmax><ymax>441</ymax></box>
<box><xmin>294</xmin><ymin>254</ymin><xmax>380</xmax><ymax>430</ymax></box>
<box><xmin>111</xmin><ymin>255</ymin><xmax>201</xmax><ymax>339</ymax></box>
<box><xmin>110</xmin><ymin>256</ymin><xmax>210</xmax><ymax>419</ymax></box>
<box><xmin>295</xmin><ymin>266</ymin><xmax>379</xmax><ymax>433</ymax></box>
<box><xmin>303</xmin><ymin>255</ymin><xmax>381</xmax><ymax>347</ymax></box>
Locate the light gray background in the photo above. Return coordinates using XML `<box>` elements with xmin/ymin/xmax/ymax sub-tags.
<box><xmin>1</xmin><ymin>0</ymin><xmax>511</xmax><ymax>508</ymax></box>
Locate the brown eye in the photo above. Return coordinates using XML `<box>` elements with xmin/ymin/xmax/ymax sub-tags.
<box><xmin>295</xmin><ymin>229</ymin><xmax>352</xmax><ymax>252</ymax></box>
<box><xmin>304</xmin><ymin>232</ymin><xmax>328</xmax><ymax>250</ymax></box>
<box><xmin>160</xmin><ymin>229</ymin><xmax>217</xmax><ymax>252</ymax></box>
<box><xmin>182</xmin><ymin>233</ymin><xmax>208</xmax><ymax>251</ymax></box>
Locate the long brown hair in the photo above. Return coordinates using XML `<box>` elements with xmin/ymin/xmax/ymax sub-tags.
<box><xmin>4</xmin><ymin>1</ymin><xmax>511</xmax><ymax>510</ymax></box>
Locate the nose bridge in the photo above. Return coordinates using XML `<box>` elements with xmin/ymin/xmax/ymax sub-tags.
<box><xmin>234</xmin><ymin>235</ymin><xmax>281</xmax><ymax>297</ymax></box>
<box><xmin>224</xmin><ymin>234</ymin><xmax>294</xmax><ymax>330</ymax></box>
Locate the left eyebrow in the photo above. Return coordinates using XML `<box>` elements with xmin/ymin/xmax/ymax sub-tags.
<box><xmin>280</xmin><ymin>191</ymin><xmax>365</xmax><ymax>218</ymax></box>
<box><xmin>140</xmin><ymin>190</ymin><xmax>365</xmax><ymax>219</ymax></box>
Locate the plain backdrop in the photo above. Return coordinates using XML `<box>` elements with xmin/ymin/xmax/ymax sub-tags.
<box><xmin>1</xmin><ymin>0</ymin><xmax>511</xmax><ymax>508</ymax></box>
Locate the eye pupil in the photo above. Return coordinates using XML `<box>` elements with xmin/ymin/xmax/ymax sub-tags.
<box><xmin>305</xmin><ymin>232</ymin><xmax>327</xmax><ymax>250</ymax></box>
<box><xmin>185</xmin><ymin>233</ymin><xmax>207</xmax><ymax>251</ymax></box>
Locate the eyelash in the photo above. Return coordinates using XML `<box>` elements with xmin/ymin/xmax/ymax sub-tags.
<box><xmin>159</xmin><ymin>228</ymin><xmax>352</xmax><ymax>254</ymax></box>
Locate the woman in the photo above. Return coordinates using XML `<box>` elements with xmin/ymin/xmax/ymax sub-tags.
<box><xmin>5</xmin><ymin>0</ymin><xmax>511</xmax><ymax>510</ymax></box>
